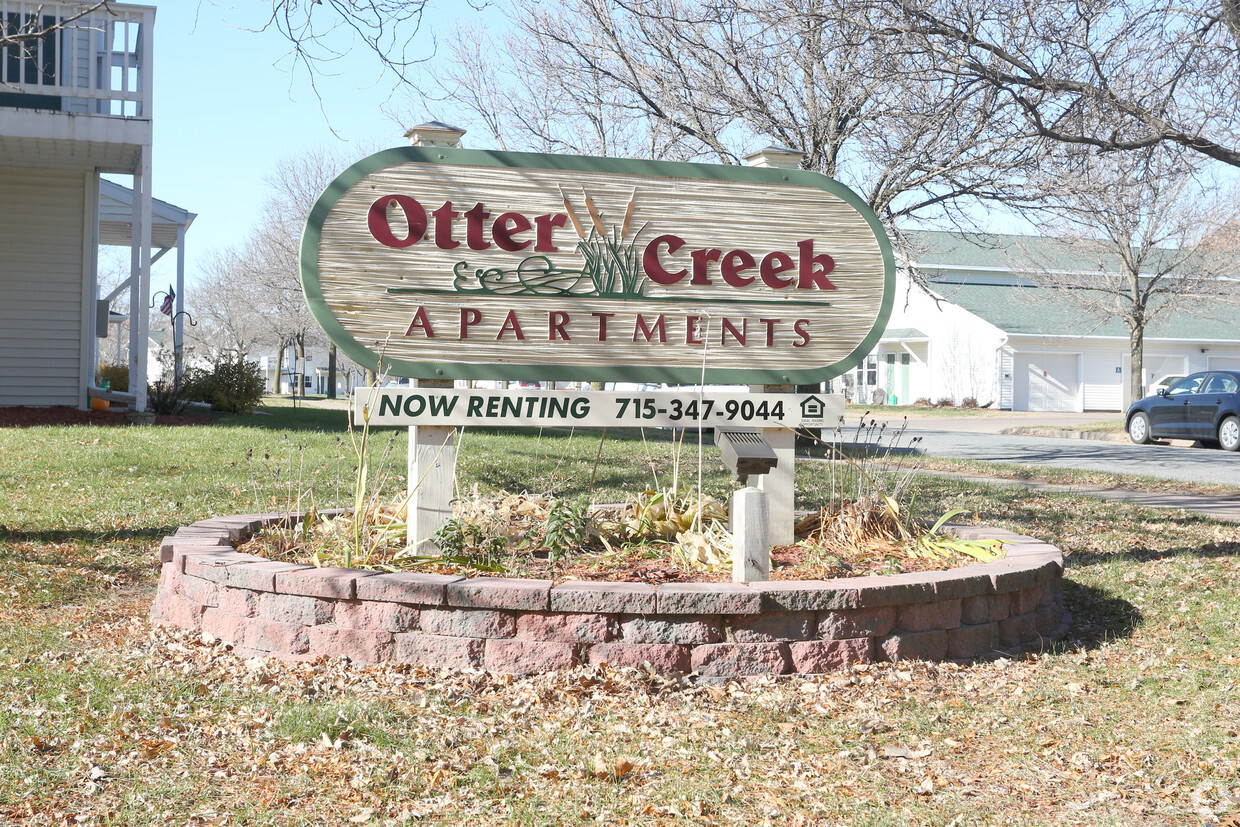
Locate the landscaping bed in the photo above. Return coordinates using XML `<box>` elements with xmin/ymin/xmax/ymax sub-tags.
<box><xmin>152</xmin><ymin>512</ymin><xmax>1066</xmax><ymax>677</ymax></box>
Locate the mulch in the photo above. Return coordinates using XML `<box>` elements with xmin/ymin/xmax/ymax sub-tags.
<box><xmin>0</xmin><ymin>406</ymin><xmax>214</xmax><ymax>428</ymax></box>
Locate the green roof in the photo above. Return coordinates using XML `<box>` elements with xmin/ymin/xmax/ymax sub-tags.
<box><xmin>908</xmin><ymin>230</ymin><xmax>1238</xmax><ymax>277</ymax></box>
<box><xmin>881</xmin><ymin>327</ymin><xmax>928</xmax><ymax>340</ymax></box>
<box><xmin>934</xmin><ymin>282</ymin><xmax>1240</xmax><ymax>340</ymax></box>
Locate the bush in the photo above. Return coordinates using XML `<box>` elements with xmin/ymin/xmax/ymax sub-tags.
<box><xmin>913</xmin><ymin>397</ymin><xmax>932</xmax><ymax>407</ymax></box>
<box><xmin>183</xmin><ymin>359</ymin><xmax>265</xmax><ymax>414</ymax></box>
<box><xmin>98</xmin><ymin>364</ymin><xmax>129</xmax><ymax>391</ymax></box>
<box><xmin>935</xmin><ymin>397</ymin><xmax>955</xmax><ymax>408</ymax></box>
<box><xmin>961</xmin><ymin>397</ymin><xmax>979</xmax><ymax>409</ymax></box>
<box><xmin>147</xmin><ymin>376</ymin><xmax>188</xmax><ymax>416</ymax></box>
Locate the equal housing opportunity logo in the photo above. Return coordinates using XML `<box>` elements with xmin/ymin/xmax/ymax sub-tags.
<box><xmin>300</xmin><ymin>146</ymin><xmax>894</xmax><ymax>385</ymax></box>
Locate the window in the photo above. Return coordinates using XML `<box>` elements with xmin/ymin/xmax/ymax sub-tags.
<box><xmin>1203</xmin><ymin>374</ymin><xmax>1239</xmax><ymax>395</ymax></box>
<box><xmin>1168</xmin><ymin>375</ymin><xmax>1204</xmax><ymax>395</ymax></box>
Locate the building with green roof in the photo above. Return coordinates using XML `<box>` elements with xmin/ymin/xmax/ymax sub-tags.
<box><xmin>848</xmin><ymin>232</ymin><xmax>1240</xmax><ymax>412</ymax></box>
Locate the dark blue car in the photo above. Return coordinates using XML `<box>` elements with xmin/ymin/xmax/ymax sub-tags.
<box><xmin>1125</xmin><ymin>370</ymin><xmax>1240</xmax><ymax>451</ymax></box>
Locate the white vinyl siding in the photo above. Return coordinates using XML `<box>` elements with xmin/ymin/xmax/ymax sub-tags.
<box><xmin>0</xmin><ymin>167</ymin><xmax>87</xmax><ymax>406</ymax></box>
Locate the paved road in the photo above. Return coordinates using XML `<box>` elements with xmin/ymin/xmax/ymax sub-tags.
<box><xmin>899</xmin><ymin>419</ymin><xmax>1240</xmax><ymax>488</ymax></box>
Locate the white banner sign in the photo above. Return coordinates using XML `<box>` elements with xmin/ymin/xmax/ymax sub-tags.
<box><xmin>354</xmin><ymin>388</ymin><xmax>843</xmax><ymax>429</ymax></box>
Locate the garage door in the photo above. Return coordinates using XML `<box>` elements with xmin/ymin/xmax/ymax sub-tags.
<box><xmin>1208</xmin><ymin>357</ymin><xmax>1240</xmax><ymax>371</ymax></box>
<box><xmin>1142</xmin><ymin>355</ymin><xmax>1188</xmax><ymax>395</ymax></box>
<box><xmin>1015</xmin><ymin>354</ymin><xmax>1080</xmax><ymax>412</ymax></box>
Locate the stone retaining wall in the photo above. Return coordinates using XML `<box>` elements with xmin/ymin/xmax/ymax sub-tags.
<box><xmin>150</xmin><ymin>513</ymin><xmax>1066</xmax><ymax>677</ymax></box>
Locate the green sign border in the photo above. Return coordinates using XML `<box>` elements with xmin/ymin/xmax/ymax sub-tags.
<box><xmin>300</xmin><ymin>146</ymin><xmax>894</xmax><ymax>384</ymax></box>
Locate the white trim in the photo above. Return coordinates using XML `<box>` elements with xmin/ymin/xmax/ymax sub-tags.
<box><xmin>78</xmin><ymin>172</ymin><xmax>99</xmax><ymax>408</ymax></box>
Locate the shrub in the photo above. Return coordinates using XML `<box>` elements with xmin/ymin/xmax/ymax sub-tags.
<box><xmin>147</xmin><ymin>376</ymin><xmax>188</xmax><ymax>416</ymax></box>
<box><xmin>913</xmin><ymin>397</ymin><xmax>932</xmax><ymax>407</ymax></box>
<box><xmin>961</xmin><ymin>397</ymin><xmax>979</xmax><ymax>409</ymax></box>
<box><xmin>183</xmin><ymin>359</ymin><xmax>265</xmax><ymax>414</ymax></box>
<box><xmin>935</xmin><ymin>396</ymin><xmax>955</xmax><ymax>408</ymax></box>
<box><xmin>98</xmin><ymin>364</ymin><xmax>129</xmax><ymax>391</ymax></box>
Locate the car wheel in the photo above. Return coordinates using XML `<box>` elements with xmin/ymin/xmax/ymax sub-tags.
<box><xmin>1128</xmin><ymin>412</ymin><xmax>1152</xmax><ymax>445</ymax></box>
<box><xmin>1219</xmin><ymin>416</ymin><xmax>1240</xmax><ymax>452</ymax></box>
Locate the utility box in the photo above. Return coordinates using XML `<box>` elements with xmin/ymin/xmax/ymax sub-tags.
<box><xmin>715</xmin><ymin>428</ymin><xmax>778</xmax><ymax>485</ymax></box>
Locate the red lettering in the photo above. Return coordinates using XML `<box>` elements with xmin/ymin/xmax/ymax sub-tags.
<box><xmin>793</xmin><ymin>319</ymin><xmax>810</xmax><ymax>347</ymax></box>
<box><xmin>459</xmin><ymin>308</ymin><xmax>482</xmax><ymax>338</ymax></box>
<box><xmin>721</xmin><ymin>250</ymin><xmax>756</xmax><ymax>287</ymax></box>
<box><xmin>549</xmin><ymin>311</ymin><xmax>570</xmax><ymax>341</ymax></box>
<box><xmin>721</xmin><ymin>318</ymin><xmax>747</xmax><ymax>346</ymax></box>
<box><xmin>463</xmin><ymin>203</ymin><xmax>491</xmax><ymax>250</ymax></box>
<box><xmin>643</xmin><ymin>235</ymin><xmax>687</xmax><ymax>284</ymax></box>
<box><xmin>403</xmin><ymin>306</ymin><xmax>434</xmax><ymax>338</ymax></box>
<box><xmin>690</xmin><ymin>248</ymin><xmax>721</xmax><ymax>285</ymax></box>
<box><xmin>534</xmin><ymin>213</ymin><xmax>568</xmax><ymax>252</ymax></box>
<box><xmin>759</xmin><ymin>318</ymin><xmax>781</xmax><ymax>346</ymax></box>
<box><xmin>431</xmin><ymin>201</ymin><xmax>459</xmax><ymax>250</ymax></box>
<box><xmin>633</xmin><ymin>314</ymin><xmax>667</xmax><ymax>343</ymax></box>
<box><xmin>497</xmin><ymin>310</ymin><xmax>525</xmax><ymax>340</ymax></box>
<box><xmin>493</xmin><ymin>212</ymin><xmax>532</xmax><ymax>251</ymax></box>
<box><xmin>760</xmin><ymin>251</ymin><xmax>795</xmax><ymax>288</ymax></box>
<box><xmin>592</xmin><ymin>311</ymin><xmax>614</xmax><ymax>341</ymax></box>
<box><xmin>368</xmin><ymin>195</ymin><xmax>426</xmax><ymax>248</ymax></box>
<box><xmin>797</xmin><ymin>239</ymin><xmax>836</xmax><ymax>289</ymax></box>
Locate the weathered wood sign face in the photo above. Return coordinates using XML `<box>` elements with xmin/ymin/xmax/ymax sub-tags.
<box><xmin>301</xmin><ymin>147</ymin><xmax>893</xmax><ymax>384</ymax></box>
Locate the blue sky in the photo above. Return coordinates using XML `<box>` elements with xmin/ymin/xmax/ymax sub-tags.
<box><xmin>140</xmin><ymin>1</ymin><xmax>492</xmax><ymax>288</ymax></box>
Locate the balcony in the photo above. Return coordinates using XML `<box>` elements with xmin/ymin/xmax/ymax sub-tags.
<box><xmin>0</xmin><ymin>2</ymin><xmax>154</xmax><ymax>173</ymax></box>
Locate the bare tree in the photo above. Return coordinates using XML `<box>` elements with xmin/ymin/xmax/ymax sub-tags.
<box><xmin>435</xmin><ymin>0</ymin><xmax>1044</xmax><ymax>248</ymax></box>
<box><xmin>0</xmin><ymin>2</ymin><xmax>110</xmax><ymax>52</ymax></box>
<box><xmin>879</xmin><ymin>0</ymin><xmax>1240</xmax><ymax>170</ymax></box>
<box><xmin>1014</xmin><ymin>149</ymin><xmax>1240</xmax><ymax>403</ymax></box>
<box><xmin>188</xmin><ymin>247</ymin><xmax>273</xmax><ymax>362</ymax></box>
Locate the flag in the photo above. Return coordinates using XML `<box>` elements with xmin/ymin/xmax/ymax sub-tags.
<box><xmin>160</xmin><ymin>285</ymin><xmax>175</xmax><ymax>317</ymax></box>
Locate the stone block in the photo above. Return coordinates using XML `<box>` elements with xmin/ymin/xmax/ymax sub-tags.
<box><xmin>990</xmin><ymin>559</ymin><xmax>1057</xmax><ymax>593</ymax></box>
<box><xmin>245</xmin><ymin>618</ymin><xmax>310</xmax><ymax>655</ymax></box>
<box><xmin>157</xmin><ymin>562</ymin><xmax>183</xmax><ymax>595</ymax></box>
<box><xmin>585</xmin><ymin>643</ymin><xmax>691</xmax><ymax>673</ymax></box>
<box><xmin>178</xmin><ymin>574</ymin><xmax>219</xmax><ymax>608</ymax></box>
<box><xmin>691</xmin><ymin>643</ymin><xmax>791</xmax><ymax>677</ymax></box>
<box><xmin>159</xmin><ymin>535</ymin><xmax>228</xmax><ymax>563</ymax></box>
<box><xmin>947</xmin><ymin>623</ymin><xmax>998</xmax><ymax>660</ymax></box>
<box><xmin>447</xmin><ymin>577</ymin><xmax>551</xmax><ymax>611</ymax></box>
<box><xmin>394</xmin><ymin>633</ymin><xmax>484</xmax><ymax>671</ymax></box>
<box><xmin>817</xmin><ymin>606</ymin><xmax>898</xmax><ymax>639</ymax></box>
<box><xmin>180</xmin><ymin>551</ymin><xmax>267</xmax><ymax>579</ymax></box>
<box><xmin>484</xmin><ymin>639</ymin><xmax>578</xmax><ymax>675</ymax></box>
<box><xmin>150</xmin><ymin>592</ymin><xmax>204</xmax><ymax>630</ymax></box>
<box><xmin>201</xmin><ymin>609</ymin><xmax>248</xmax><ymax>647</ymax></box>
<box><xmin>997</xmin><ymin>613</ymin><xmax>1039</xmax><ymax>648</ymax></box>
<box><xmin>220</xmin><ymin>561</ymin><xmax>311</xmax><ymax>592</ymax></box>
<box><xmin>727</xmin><ymin>611</ymin><xmax>814</xmax><ymax>643</ymax></box>
<box><xmin>550</xmin><ymin>581</ymin><xmax>656</xmax><ymax>614</ymax></box>
<box><xmin>655</xmin><ymin>583</ymin><xmax>761</xmax><ymax>615</ymax></box>
<box><xmin>620</xmin><ymin>615</ymin><xmax>721</xmax><ymax>644</ymax></box>
<box><xmin>308</xmin><ymin>626</ymin><xmax>393</xmax><ymax>664</ymax></box>
<box><xmin>517</xmin><ymin>612</ymin><xmax>616</xmax><ymax>643</ymax></box>
<box><xmin>274</xmin><ymin>567</ymin><xmax>376</xmax><ymax>600</ymax></box>
<box><xmin>1010</xmin><ymin>586</ymin><xmax>1044</xmax><ymax>616</ymax></box>
<box><xmin>961</xmin><ymin>593</ymin><xmax>1011</xmax><ymax>626</ymax></box>
<box><xmin>333</xmin><ymin>599</ymin><xmax>418</xmax><ymax>633</ymax></box>
<box><xmin>1036</xmin><ymin>604</ymin><xmax>1063</xmax><ymax>637</ymax></box>
<box><xmin>749</xmin><ymin>580</ymin><xmax>849</xmax><ymax>612</ymax></box>
<box><xmin>917</xmin><ymin>568</ymin><xmax>995</xmax><ymax>600</ymax></box>
<box><xmin>190</xmin><ymin>516</ymin><xmax>264</xmax><ymax>542</ymax></box>
<box><xmin>420</xmin><ymin>608</ymin><xmax>516</xmax><ymax>639</ymax></box>
<box><xmin>789</xmin><ymin>638</ymin><xmax>873</xmax><ymax>673</ymax></box>
<box><xmin>879</xmin><ymin>630</ymin><xmax>949</xmax><ymax>662</ymax></box>
<box><xmin>217</xmin><ymin>587</ymin><xmax>259</xmax><ymax>618</ymax></box>
<box><xmin>355</xmin><ymin>572</ymin><xmax>463</xmax><ymax>606</ymax></box>
<box><xmin>847</xmin><ymin>574</ymin><xmax>939</xmax><ymax>608</ymax></box>
<box><xmin>896</xmin><ymin>599</ymin><xmax>961</xmax><ymax>633</ymax></box>
<box><xmin>258</xmin><ymin>593</ymin><xmax>335</xmax><ymax>627</ymax></box>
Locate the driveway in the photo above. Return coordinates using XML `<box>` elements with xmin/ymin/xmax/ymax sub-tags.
<box><xmin>886</xmin><ymin>411</ymin><xmax>1240</xmax><ymax>487</ymax></box>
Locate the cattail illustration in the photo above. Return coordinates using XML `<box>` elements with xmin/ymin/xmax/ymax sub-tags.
<box><xmin>621</xmin><ymin>187</ymin><xmax>637</xmax><ymax>240</ymax></box>
<box><xmin>557</xmin><ymin>185</ymin><xmax>587</xmax><ymax>238</ymax></box>
<box><xmin>582</xmin><ymin>188</ymin><xmax>607</xmax><ymax>236</ymax></box>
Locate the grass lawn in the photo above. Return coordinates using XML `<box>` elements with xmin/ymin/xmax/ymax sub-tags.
<box><xmin>2</xmin><ymin>400</ymin><xmax>1239</xmax><ymax>825</ymax></box>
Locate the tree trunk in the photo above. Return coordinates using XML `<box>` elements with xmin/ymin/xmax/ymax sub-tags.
<box><xmin>274</xmin><ymin>342</ymin><xmax>286</xmax><ymax>395</ymax></box>
<box><xmin>296</xmin><ymin>334</ymin><xmax>307</xmax><ymax>399</ymax></box>
<box><xmin>1130</xmin><ymin>324</ymin><xmax>1145</xmax><ymax>404</ymax></box>
<box><xmin>328</xmin><ymin>345</ymin><xmax>338</xmax><ymax>399</ymax></box>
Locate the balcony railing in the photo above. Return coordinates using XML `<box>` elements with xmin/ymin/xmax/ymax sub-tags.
<box><xmin>0</xmin><ymin>2</ymin><xmax>153</xmax><ymax>118</ymax></box>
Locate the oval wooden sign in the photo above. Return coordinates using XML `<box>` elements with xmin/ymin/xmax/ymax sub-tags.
<box><xmin>301</xmin><ymin>147</ymin><xmax>893</xmax><ymax>384</ymax></box>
